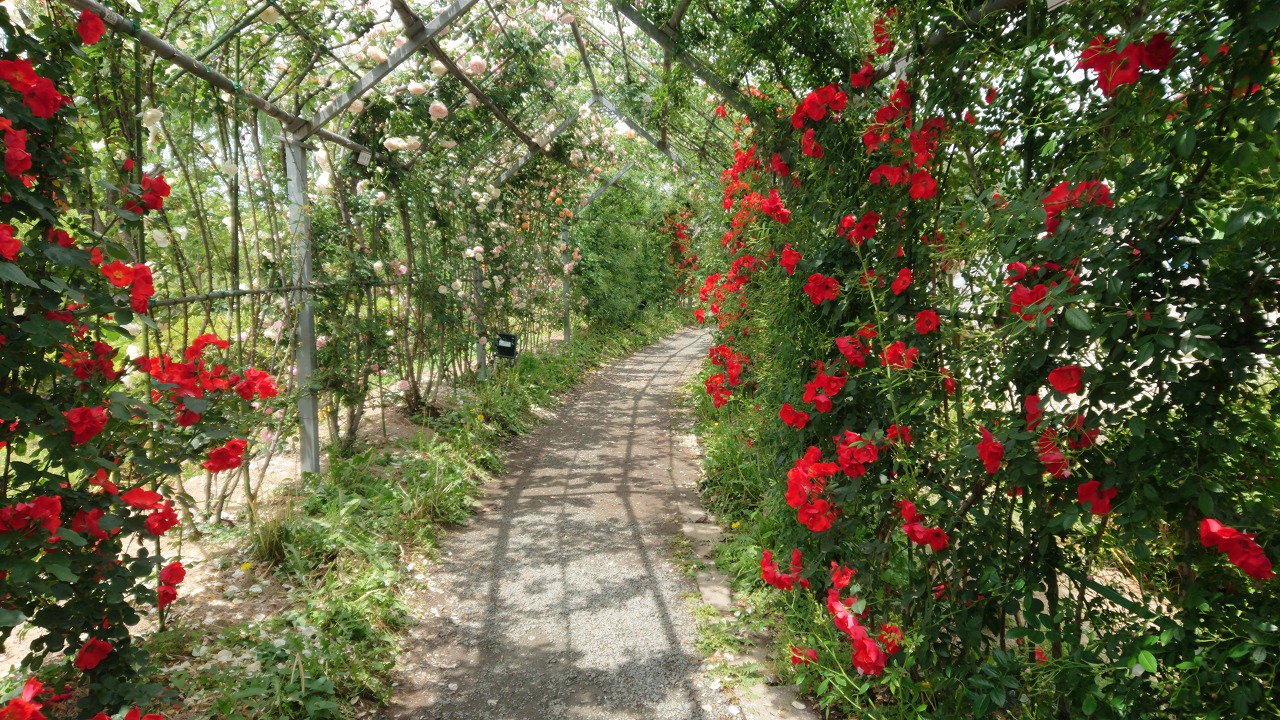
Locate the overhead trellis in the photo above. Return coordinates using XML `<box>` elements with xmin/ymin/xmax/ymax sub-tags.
<box><xmin>51</xmin><ymin>0</ymin><xmax>737</xmax><ymax>474</ymax></box>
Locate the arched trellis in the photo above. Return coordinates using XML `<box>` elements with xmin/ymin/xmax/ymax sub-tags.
<box><xmin>58</xmin><ymin>0</ymin><xmax>736</xmax><ymax>474</ymax></box>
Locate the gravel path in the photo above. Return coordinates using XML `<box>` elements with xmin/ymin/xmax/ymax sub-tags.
<box><xmin>383</xmin><ymin>328</ymin><xmax>734</xmax><ymax>720</ymax></box>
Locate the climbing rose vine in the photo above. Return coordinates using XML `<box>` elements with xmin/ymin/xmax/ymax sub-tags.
<box><xmin>693</xmin><ymin>1</ymin><xmax>1278</xmax><ymax>716</ymax></box>
<box><xmin>0</xmin><ymin>8</ymin><xmax>279</xmax><ymax>713</ymax></box>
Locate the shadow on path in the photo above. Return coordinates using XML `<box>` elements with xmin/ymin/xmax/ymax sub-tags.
<box><xmin>383</xmin><ymin>328</ymin><xmax>722</xmax><ymax>720</ymax></box>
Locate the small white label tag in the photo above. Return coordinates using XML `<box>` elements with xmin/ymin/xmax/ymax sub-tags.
<box><xmin>357</xmin><ymin>151</ymin><xmax>371</xmax><ymax>166</ymax></box>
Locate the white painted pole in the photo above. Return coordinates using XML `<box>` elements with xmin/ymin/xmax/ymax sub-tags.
<box><xmin>561</xmin><ymin>222</ymin><xmax>571</xmax><ymax>344</ymax></box>
<box><xmin>285</xmin><ymin>138</ymin><xmax>320</xmax><ymax>475</ymax></box>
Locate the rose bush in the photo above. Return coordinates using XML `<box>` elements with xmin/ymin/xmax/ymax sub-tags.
<box><xmin>1</xmin><ymin>8</ymin><xmax>278</xmax><ymax>714</ymax></box>
<box><xmin>687</xmin><ymin>1</ymin><xmax>1279</xmax><ymax>717</ymax></box>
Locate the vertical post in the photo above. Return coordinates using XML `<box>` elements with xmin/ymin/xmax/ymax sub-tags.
<box><xmin>560</xmin><ymin>222</ymin><xmax>571</xmax><ymax>344</ymax></box>
<box><xmin>285</xmin><ymin>137</ymin><xmax>320</xmax><ymax>475</ymax></box>
<box><xmin>472</xmin><ymin>250</ymin><xmax>488</xmax><ymax>381</ymax></box>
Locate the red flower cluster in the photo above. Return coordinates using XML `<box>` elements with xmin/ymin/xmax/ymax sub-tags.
<box><xmin>898</xmin><ymin>499</ymin><xmax>949</xmax><ymax>551</ymax></box>
<box><xmin>1200</xmin><ymin>519</ymin><xmax>1273</xmax><ymax>580</ymax></box>
<box><xmin>129</xmin><ymin>263</ymin><xmax>155</xmax><ymax>314</ymax></box>
<box><xmin>885</xmin><ymin>424</ymin><xmax>912</xmax><ymax>445</ymax></box>
<box><xmin>790</xmin><ymin>84</ymin><xmax>847</xmax><ymax>129</ymax></box>
<box><xmin>890</xmin><ymin>267</ymin><xmax>912</xmax><ymax>295</ymax></box>
<box><xmin>1078</xmin><ymin>33</ymin><xmax>1174</xmax><ymax>96</ymax></box>
<box><xmin>2</xmin><ymin>118</ymin><xmax>31</xmax><ymax>178</ymax></box>
<box><xmin>803</xmin><ymin>361</ymin><xmax>846</xmax><ymax>412</ymax></box>
<box><xmin>761</xmin><ymin>188</ymin><xmax>791</xmax><ymax>224</ymax></box>
<box><xmin>779</xmin><ymin>243</ymin><xmax>801</xmax><ymax>275</ymax></box>
<box><xmin>827</xmin><ymin>585</ymin><xmax>886</xmax><ymax>675</ymax></box>
<box><xmin>704</xmin><ymin>373</ymin><xmax>731</xmax><ymax>407</ymax></box>
<box><xmin>1036</xmin><ymin>427</ymin><xmax>1070</xmax><ymax>478</ymax></box>
<box><xmin>803</xmin><ymin>273</ymin><xmax>840</xmax><ymax>305</ymax></box>
<box><xmin>203</xmin><ymin>438</ymin><xmax>247</xmax><ymax>473</ymax></box>
<box><xmin>1077</xmin><ymin>480</ymin><xmax>1117</xmax><ymax>515</ymax></box>
<box><xmin>787</xmin><ymin>446</ymin><xmax>839</xmax><ymax>532</ymax></box>
<box><xmin>0</xmin><ymin>496</ymin><xmax>61</xmax><ymax>537</ymax></box>
<box><xmin>836</xmin><ymin>430</ymin><xmax>878</xmax><ymax>478</ymax></box>
<box><xmin>835</xmin><ymin>323</ymin><xmax>877</xmax><ymax>369</ymax></box>
<box><xmin>977</xmin><ymin>426</ymin><xmax>1003</xmax><ymax>474</ymax></box>
<box><xmin>840</xmin><ymin>211</ymin><xmax>879</xmax><ymax>245</ymax></box>
<box><xmin>761</xmin><ymin>548</ymin><xmax>810</xmax><ymax>590</ymax></box>
<box><xmin>779</xmin><ymin>402</ymin><xmax>810</xmax><ymax>429</ymax></box>
<box><xmin>709</xmin><ymin>344</ymin><xmax>748</xmax><ymax>387</ymax></box>
<box><xmin>0</xmin><ymin>58</ymin><xmax>70</xmax><ymax>118</ymax></box>
<box><xmin>157</xmin><ymin>560</ymin><xmax>186</xmax><ymax>609</ymax></box>
<box><xmin>878</xmin><ymin>623</ymin><xmax>903</xmax><ymax>654</ymax></box>
<box><xmin>60</xmin><ymin>341</ymin><xmax>120</xmax><ymax>381</ymax></box>
<box><xmin>872</xmin><ymin>11</ymin><xmax>896</xmax><ymax>55</ymax></box>
<box><xmin>1043</xmin><ymin>180</ymin><xmax>1114</xmax><ymax>234</ymax></box>
<box><xmin>880</xmin><ymin>341</ymin><xmax>918</xmax><ymax>370</ymax></box>
<box><xmin>914</xmin><ymin>309</ymin><xmax>940</xmax><ymax>334</ymax></box>
<box><xmin>123</xmin><ymin>173</ymin><xmax>173</xmax><ymax>217</ymax></box>
<box><xmin>801</xmin><ymin>128</ymin><xmax>823</xmax><ymax>158</ymax></box>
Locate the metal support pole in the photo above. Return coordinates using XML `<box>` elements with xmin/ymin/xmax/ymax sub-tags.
<box><xmin>285</xmin><ymin>138</ymin><xmax>320</xmax><ymax>475</ymax></box>
<box><xmin>561</xmin><ymin>222</ymin><xmax>571</xmax><ymax>344</ymax></box>
<box><xmin>472</xmin><ymin>259</ymin><xmax>488</xmax><ymax>380</ymax></box>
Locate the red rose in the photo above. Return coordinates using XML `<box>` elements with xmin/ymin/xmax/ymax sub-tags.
<box><xmin>157</xmin><ymin>584</ymin><xmax>178</xmax><ymax>609</ymax></box>
<box><xmin>63</xmin><ymin>406</ymin><xmax>107</xmax><ymax>444</ymax></box>
<box><xmin>1077</xmin><ymin>480</ymin><xmax>1117</xmax><ymax>515</ymax></box>
<box><xmin>915</xmin><ymin>309</ymin><xmax>940</xmax><ymax>334</ymax></box>
<box><xmin>0</xmin><ymin>222</ymin><xmax>21</xmax><ymax>261</ymax></box>
<box><xmin>145</xmin><ymin>502</ymin><xmax>179</xmax><ymax>536</ymax></box>
<box><xmin>977</xmin><ymin>426</ymin><xmax>1003</xmax><ymax>474</ymax></box>
<box><xmin>1048</xmin><ymin>365</ymin><xmax>1083</xmax><ymax>394</ymax></box>
<box><xmin>120</xmin><ymin>487</ymin><xmax>163</xmax><ymax>510</ymax></box>
<box><xmin>802</xmin><ymin>273</ymin><xmax>840</xmax><ymax>305</ymax></box>
<box><xmin>779</xmin><ymin>243</ymin><xmax>801</xmax><ymax>276</ymax></box>
<box><xmin>74</xmin><ymin>637</ymin><xmax>113</xmax><ymax>671</ymax></box>
<box><xmin>77</xmin><ymin>10</ymin><xmax>106</xmax><ymax>45</ymax></box>
<box><xmin>100</xmin><ymin>260</ymin><xmax>134</xmax><ymax>287</ymax></box>
<box><xmin>891</xmin><ymin>267</ymin><xmax>913</xmax><ymax>295</ymax></box>
<box><xmin>159</xmin><ymin>561</ymin><xmax>186</xmax><ymax>585</ymax></box>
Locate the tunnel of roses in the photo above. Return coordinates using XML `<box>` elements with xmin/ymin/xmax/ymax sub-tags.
<box><xmin>0</xmin><ymin>0</ymin><xmax>1277</xmax><ymax>718</ymax></box>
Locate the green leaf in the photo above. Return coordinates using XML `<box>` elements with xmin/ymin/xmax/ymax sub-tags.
<box><xmin>1138</xmin><ymin>650</ymin><xmax>1158</xmax><ymax>674</ymax></box>
<box><xmin>0</xmin><ymin>608</ymin><xmax>25</xmax><ymax>627</ymax></box>
<box><xmin>55</xmin><ymin>528</ymin><xmax>87</xmax><ymax>547</ymax></box>
<box><xmin>0</xmin><ymin>262</ymin><xmax>39</xmax><ymax>289</ymax></box>
<box><xmin>1197</xmin><ymin>492</ymin><xmax>1214</xmax><ymax>517</ymax></box>
<box><xmin>1082</xmin><ymin>694</ymin><xmax>1098</xmax><ymax>715</ymax></box>
<box><xmin>41</xmin><ymin>557</ymin><xmax>80</xmax><ymax>583</ymax></box>
<box><xmin>1064</xmin><ymin>307</ymin><xmax>1094</xmax><ymax>330</ymax></box>
<box><xmin>1175</xmin><ymin>128</ymin><xmax>1197</xmax><ymax>159</ymax></box>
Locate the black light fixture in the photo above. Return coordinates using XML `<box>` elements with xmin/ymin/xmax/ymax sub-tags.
<box><xmin>495</xmin><ymin>332</ymin><xmax>518</xmax><ymax>359</ymax></box>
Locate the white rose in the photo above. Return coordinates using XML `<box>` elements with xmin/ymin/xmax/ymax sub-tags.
<box><xmin>429</xmin><ymin>101</ymin><xmax>449</xmax><ymax>120</ymax></box>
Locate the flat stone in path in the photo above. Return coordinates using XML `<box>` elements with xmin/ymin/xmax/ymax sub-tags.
<box><xmin>383</xmin><ymin>328</ymin><xmax>738</xmax><ymax>720</ymax></box>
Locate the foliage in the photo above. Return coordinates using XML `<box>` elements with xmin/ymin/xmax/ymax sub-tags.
<box><xmin>684</xmin><ymin>1</ymin><xmax>1280</xmax><ymax>717</ymax></box>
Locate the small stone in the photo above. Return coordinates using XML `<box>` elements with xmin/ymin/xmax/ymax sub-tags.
<box><xmin>792</xmin><ymin>701</ymin><xmax>807</xmax><ymax>710</ymax></box>
<box><xmin>448</xmin><ymin>683</ymin><xmax>458</xmax><ymax>692</ymax></box>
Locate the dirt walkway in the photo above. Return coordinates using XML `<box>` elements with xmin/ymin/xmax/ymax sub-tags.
<box><xmin>382</xmin><ymin>328</ymin><xmax>732</xmax><ymax>720</ymax></box>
